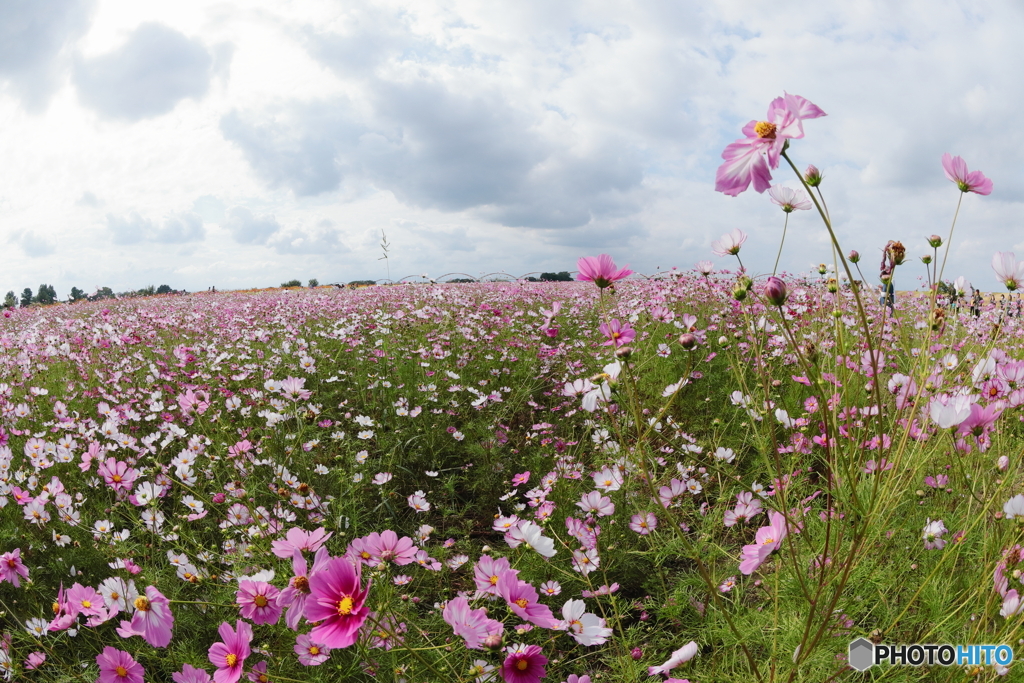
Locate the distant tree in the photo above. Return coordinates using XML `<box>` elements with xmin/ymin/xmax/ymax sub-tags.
<box><xmin>91</xmin><ymin>287</ymin><xmax>114</xmax><ymax>301</ymax></box>
<box><xmin>308</xmin><ymin>278</ymin><xmax>319</xmax><ymax>288</ymax></box>
<box><xmin>347</xmin><ymin>279</ymin><xmax>376</xmax><ymax>287</ymax></box>
<box><xmin>540</xmin><ymin>271</ymin><xmax>573</xmax><ymax>282</ymax></box>
<box><xmin>35</xmin><ymin>284</ymin><xmax>57</xmax><ymax>305</ymax></box>
<box><xmin>137</xmin><ymin>285</ymin><xmax>156</xmax><ymax>296</ymax></box>
<box><xmin>20</xmin><ymin>288</ymin><xmax>33</xmax><ymax>307</ymax></box>
<box><xmin>69</xmin><ymin>287</ymin><xmax>87</xmax><ymax>302</ymax></box>
<box><xmin>449</xmin><ymin>278</ymin><xmax>475</xmax><ymax>283</ymax></box>
<box><xmin>3</xmin><ymin>291</ymin><xmax>16</xmax><ymax>308</ymax></box>
<box><xmin>156</xmin><ymin>284</ymin><xmax>172</xmax><ymax>294</ymax></box>
<box><xmin>281</xmin><ymin>279</ymin><xmax>302</xmax><ymax>288</ymax></box>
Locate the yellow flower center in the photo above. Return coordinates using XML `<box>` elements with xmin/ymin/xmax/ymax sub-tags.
<box><xmin>254</xmin><ymin>594</ymin><xmax>268</xmax><ymax>607</ymax></box>
<box><xmin>516</xmin><ymin>659</ymin><xmax>529</xmax><ymax>671</ymax></box>
<box><xmin>111</xmin><ymin>591</ymin><xmax>120</xmax><ymax>601</ymax></box>
<box><xmin>489</xmin><ymin>574</ymin><xmax>500</xmax><ymax>585</ymax></box>
<box><xmin>112</xmin><ymin>474</ymin><xmax>122</xmax><ymax>483</ymax></box>
<box><xmin>52</xmin><ymin>602</ymin><xmax>60</xmax><ymax>615</ymax></box>
<box><xmin>115</xmin><ymin>666</ymin><xmax>129</xmax><ymax>677</ymax></box>
<box><xmin>337</xmin><ymin>595</ymin><xmax>354</xmax><ymax>615</ymax></box>
<box><xmin>763</xmin><ymin>536</ymin><xmax>775</xmax><ymax>545</ymax></box>
<box><xmin>309</xmin><ymin>646</ymin><xmax>320</xmax><ymax>655</ymax></box>
<box><xmin>82</xmin><ymin>600</ymin><xmax>92</xmax><ymax>608</ymax></box>
<box><xmin>293</xmin><ymin>576</ymin><xmax>309</xmax><ymax>592</ymax></box>
<box><xmin>225</xmin><ymin>653</ymin><xmax>238</xmax><ymax>667</ymax></box>
<box><xmin>514</xmin><ymin>598</ymin><xmax>529</xmax><ymax>608</ymax></box>
<box><xmin>754</xmin><ymin>121</ymin><xmax>777</xmax><ymax>139</ymax></box>
<box><xmin>134</xmin><ymin>596</ymin><xmax>151</xmax><ymax>611</ymax></box>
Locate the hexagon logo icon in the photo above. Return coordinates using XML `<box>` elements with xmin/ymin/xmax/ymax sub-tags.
<box><xmin>848</xmin><ymin>638</ymin><xmax>875</xmax><ymax>671</ymax></box>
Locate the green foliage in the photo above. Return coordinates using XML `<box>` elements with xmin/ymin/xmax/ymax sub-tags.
<box><xmin>308</xmin><ymin>278</ymin><xmax>320</xmax><ymax>288</ymax></box>
<box><xmin>20</xmin><ymin>287</ymin><xmax>33</xmax><ymax>307</ymax></box>
<box><xmin>2</xmin><ymin>290</ymin><xmax>15</xmax><ymax>308</ymax></box>
<box><xmin>157</xmin><ymin>284</ymin><xmax>173</xmax><ymax>294</ymax></box>
<box><xmin>281</xmin><ymin>279</ymin><xmax>302</xmax><ymax>287</ymax></box>
<box><xmin>69</xmin><ymin>286</ymin><xmax>87</xmax><ymax>302</ymax></box>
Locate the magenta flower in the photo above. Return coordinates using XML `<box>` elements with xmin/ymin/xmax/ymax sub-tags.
<box><xmin>119</xmin><ymin>585</ymin><xmax>174</xmax><ymax>647</ymax></box>
<box><xmin>208</xmin><ymin>620</ymin><xmax>252</xmax><ymax>683</ymax></box>
<box><xmin>576</xmin><ymin>254</ymin><xmax>633</xmax><ymax>288</ymax></box>
<box><xmin>715</xmin><ymin>93</ymin><xmax>825</xmax><ymax>196</ymax></box>
<box><xmin>738</xmin><ymin>511</ymin><xmax>789</xmax><ymax>575</ymax></box>
<box><xmin>443</xmin><ymin>596</ymin><xmax>504</xmax><ymax>649</ymax></box>
<box><xmin>173</xmin><ymin>664</ymin><xmax>213</xmax><ymax>683</ymax></box>
<box><xmin>497</xmin><ymin>571</ymin><xmax>558</xmax><ymax>628</ymax></box>
<box><xmin>942</xmin><ymin>153</ymin><xmax>993</xmax><ymax>195</ymax></box>
<box><xmin>0</xmin><ymin>548</ymin><xmax>29</xmax><ymax>587</ymax></box>
<box><xmin>710</xmin><ymin>228</ymin><xmax>748</xmax><ymax>257</ymax></box>
<box><xmin>599</xmin><ymin>319</ymin><xmax>635</xmax><ymax>348</ymax></box>
<box><xmin>501</xmin><ymin>643</ymin><xmax>548</xmax><ymax>683</ymax></box>
<box><xmin>305</xmin><ymin>556</ymin><xmax>371</xmax><ymax>648</ymax></box>
<box><xmin>577</xmin><ymin>491</ymin><xmax>615</xmax><ymax>517</ymax></box>
<box><xmin>993</xmin><ymin>252</ymin><xmax>1024</xmax><ymax>291</ymax></box>
<box><xmin>96</xmin><ymin>647</ymin><xmax>144</xmax><ymax>683</ymax></box>
<box><xmin>237</xmin><ymin>581</ymin><xmax>282</xmax><ymax>625</ymax></box>
<box><xmin>294</xmin><ymin>633</ymin><xmax>331</xmax><ymax>666</ymax></box>
<box><xmin>25</xmin><ymin>652</ymin><xmax>46</xmax><ymax>670</ymax></box>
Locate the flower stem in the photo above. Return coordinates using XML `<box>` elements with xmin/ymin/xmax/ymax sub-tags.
<box><xmin>772</xmin><ymin>213</ymin><xmax>790</xmax><ymax>276</ymax></box>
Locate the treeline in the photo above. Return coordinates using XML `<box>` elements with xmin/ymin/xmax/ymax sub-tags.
<box><xmin>2</xmin><ymin>284</ymin><xmax>183</xmax><ymax>308</ymax></box>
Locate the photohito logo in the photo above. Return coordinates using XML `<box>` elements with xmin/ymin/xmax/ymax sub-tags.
<box><xmin>848</xmin><ymin>638</ymin><xmax>1014</xmax><ymax>671</ymax></box>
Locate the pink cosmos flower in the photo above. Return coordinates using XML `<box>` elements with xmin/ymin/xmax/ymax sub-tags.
<box><xmin>497</xmin><ymin>571</ymin><xmax>558</xmax><ymax>628</ymax></box>
<box><xmin>715</xmin><ymin>93</ymin><xmax>825</xmax><ymax>196</ymax></box>
<box><xmin>599</xmin><ymin>319</ymin><xmax>635</xmax><ymax>348</ymax></box>
<box><xmin>502</xmin><ymin>643</ymin><xmax>548</xmax><ymax>683</ymax></box>
<box><xmin>738</xmin><ymin>511</ymin><xmax>789</xmax><ymax>575</ymax></box>
<box><xmin>768</xmin><ymin>185</ymin><xmax>812</xmax><ymax>212</ymax></box>
<box><xmin>25</xmin><ymin>652</ymin><xmax>45</xmax><ymax>670</ymax></box>
<box><xmin>349</xmin><ymin>530</ymin><xmax>418</xmax><ymax>568</ymax></box>
<box><xmin>208</xmin><ymin>620</ymin><xmax>252</xmax><ymax>683</ymax></box>
<box><xmin>246</xmin><ymin>662</ymin><xmax>270</xmax><ymax>683</ymax></box>
<box><xmin>118</xmin><ymin>585</ymin><xmax>174</xmax><ymax>648</ymax></box>
<box><xmin>922</xmin><ymin>518</ymin><xmax>947</xmax><ymax>550</ymax></box>
<box><xmin>577</xmin><ymin>491</ymin><xmax>615</xmax><ymax>517</ymax></box>
<box><xmin>294</xmin><ymin>633</ymin><xmax>331</xmax><ymax>666</ymax></box>
<box><xmin>648</xmin><ymin>641</ymin><xmax>699</xmax><ymax>675</ymax></box>
<box><xmin>576</xmin><ymin>254</ymin><xmax>633</xmax><ymax>288</ymax></box>
<box><xmin>0</xmin><ymin>548</ymin><xmax>29</xmax><ymax>587</ymax></box>
<box><xmin>993</xmin><ymin>252</ymin><xmax>1024</xmax><ymax>291</ymax></box>
<box><xmin>270</xmin><ymin>526</ymin><xmax>333</xmax><ymax>559</ymax></box>
<box><xmin>559</xmin><ymin>599</ymin><xmax>613</xmax><ymax>646</ymax></box>
<box><xmin>710</xmin><ymin>229</ymin><xmax>748</xmax><ymax>257</ymax></box>
<box><xmin>443</xmin><ymin>596</ymin><xmax>504</xmax><ymax>649</ymax></box>
<box><xmin>173</xmin><ymin>664</ymin><xmax>213</xmax><ymax>683</ymax></box>
<box><xmin>942</xmin><ymin>153</ymin><xmax>993</xmax><ymax>195</ymax></box>
<box><xmin>278</xmin><ymin>547</ymin><xmax>330</xmax><ymax>630</ymax></box>
<box><xmin>97</xmin><ymin>458</ymin><xmax>140</xmax><ymax>492</ymax></box>
<box><xmin>629</xmin><ymin>512</ymin><xmax>657</xmax><ymax>535</ymax></box>
<box><xmin>474</xmin><ymin>555</ymin><xmax>514</xmax><ymax>596</ymax></box>
<box><xmin>305</xmin><ymin>556</ymin><xmax>371</xmax><ymax>648</ymax></box>
<box><xmin>237</xmin><ymin>581</ymin><xmax>282</xmax><ymax>625</ymax></box>
<box><xmin>96</xmin><ymin>647</ymin><xmax>144</xmax><ymax>683</ymax></box>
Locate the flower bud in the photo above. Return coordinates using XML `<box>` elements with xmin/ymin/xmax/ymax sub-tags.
<box><xmin>848</xmin><ymin>250</ymin><xmax>860</xmax><ymax>264</ymax></box>
<box><xmin>927</xmin><ymin>234</ymin><xmax>943</xmax><ymax>248</ymax></box>
<box><xmin>738</xmin><ymin>275</ymin><xmax>753</xmax><ymax>291</ymax></box>
<box><xmin>826</xmin><ymin>278</ymin><xmax>838</xmax><ymax>293</ymax></box>
<box><xmin>732</xmin><ymin>285</ymin><xmax>747</xmax><ymax>301</ymax></box>
<box><xmin>817</xmin><ymin>263</ymin><xmax>827</xmax><ymax>275</ymax></box>
<box><xmin>631</xmin><ymin>648</ymin><xmax>643</xmax><ymax>660</ymax></box>
<box><xmin>678</xmin><ymin>333</ymin><xmax>696</xmax><ymax>350</ymax></box>
<box><xmin>764</xmin><ymin>276</ymin><xmax>788</xmax><ymax>306</ymax></box>
<box><xmin>483</xmin><ymin>633</ymin><xmax>503</xmax><ymax>650</ymax></box>
<box><xmin>921</xmin><ymin>254</ymin><xmax>932</xmax><ymax>265</ymax></box>
<box><xmin>614</xmin><ymin>346</ymin><xmax>634</xmax><ymax>359</ymax></box>
<box><xmin>804</xmin><ymin>165</ymin><xmax>822</xmax><ymax>187</ymax></box>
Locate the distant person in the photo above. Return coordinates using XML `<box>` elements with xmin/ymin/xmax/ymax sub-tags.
<box><xmin>971</xmin><ymin>289</ymin><xmax>982</xmax><ymax>318</ymax></box>
<box><xmin>879</xmin><ymin>280</ymin><xmax>895</xmax><ymax>313</ymax></box>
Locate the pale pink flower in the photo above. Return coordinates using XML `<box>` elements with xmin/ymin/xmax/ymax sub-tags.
<box><xmin>711</xmin><ymin>228</ymin><xmax>748</xmax><ymax>257</ymax></box>
<box><xmin>648</xmin><ymin>640</ymin><xmax>699</xmax><ymax>675</ymax></box>
<box><xmin>942</xmin><ymin>153</ymin><xmax>993</xmax><ymax>195</ymax></box>
<box><xmin>993</xmin><ymin>252</ymin><xmax>1024</xmax><ymax>291</ymax></box>
<box><xmin>96</xmin><ymin>647</ymin><xmax>144</xmax><ymax>683</ymax></box>
<box><xmin>768</xmin><ymin>185</ymin><xmax>811</xmax><ymax>212</ymax></box>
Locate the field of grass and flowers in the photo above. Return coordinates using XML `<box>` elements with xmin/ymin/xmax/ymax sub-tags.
<box><xmin>6</xmin><ymin>92</ymin><xmax>1024</xmax><ymax>683</ymax></box>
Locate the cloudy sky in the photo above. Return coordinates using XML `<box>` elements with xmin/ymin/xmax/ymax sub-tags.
<box><xmin>1</xmin><ymin>0</ymin><xmax>1022</xmax><ymax>295</ymax></box>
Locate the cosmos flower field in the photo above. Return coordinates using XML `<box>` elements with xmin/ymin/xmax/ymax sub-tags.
<box><xmin>6</xmin><ymin>92</ymin><xmax>1024</xmax><ymax>683</ymax></box>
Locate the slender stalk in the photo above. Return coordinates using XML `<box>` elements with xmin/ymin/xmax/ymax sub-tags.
<box><xmin>772</xmin><ymin>212</ymin><xmax>790</xmax><ymax>276</ymax></box>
